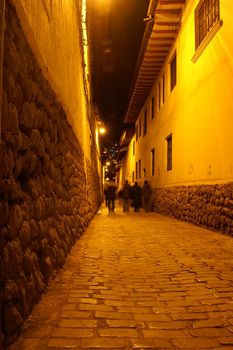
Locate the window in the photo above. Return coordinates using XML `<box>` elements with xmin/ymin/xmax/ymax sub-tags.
<box><xmin>151</xmin><ymin>148</ymin><xmax>155</xmax><ymax>176</ymax></box>
<box><xmin>132</xmin><ymin>171</ymin><xmax>135</xmax><ymax>183</ymax></box>
<box><xmin>136</xmin><ymin>123</ymin><xmax>138</xmax><ymax>141</ymax></box>
<box><xmin>162</xmin><ymin>74</ymin><xmax>165</xmax><ymax>104</ymax></box>
<box><xmin>170</xmin><ymin>53</ymin><xmax>176</xmax><ymax>91</ymax></box>
<box><xmin>136</xmin><ymin>162</ymin><xmax>138</xmax><ymax>180</ymax></box>
<box><xmin>139</xmin><ymin>118</ymin><xmax>141</xmax><ymax>138</ymax></box>
<box><xmin>143</xmin><ymin>109</ymin><xmax>147</xmax><ymax>136</ymax></box>
<box><xmin>138</xmin><ymin>159</ymin><xmax>141</xmax><ymax>179</ymax></box>
<box><xmin>143</xmin><ymin>168</ymin><xmax>146</xmax><ymax>178</ymax></box>
<box><xmin>166</xmin><ymin>134</ymin><xmax>172</xmax><ymax>171</ymax></box>
<box><xmin>133</xmin><ymin>140</ymin><xmax>135</xmax><ymax>155</ymax></box>
<box><xmin>158</xmin><ymin>82</ymin><xmax>161</xmax><ymax>110</ymax></box>
<box><xmin>151</xmin><ymin>96</ymin><xmax>154</xmax><ymax>119</ymax></box>
<box><xmin>195</xmin><ymin>0</ymin><xmax>220</xmax><ymax>49</ymax></box>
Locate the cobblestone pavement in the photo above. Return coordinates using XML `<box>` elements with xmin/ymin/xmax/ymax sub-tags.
<box><xmin>8</xmin><ymin>204</ymin><xmax>233</xmax><ymax>350</ymax></box>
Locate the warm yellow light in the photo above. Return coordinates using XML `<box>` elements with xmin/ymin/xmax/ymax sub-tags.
<box><xmin>99</xmin><ymin>127</ymin><xmax>106</xmax><ymax>135</ymax></box>
<box><xmin>106</xmin><ymin>161</ymin><xmax>110</xmax><ymax>166</ymax></box>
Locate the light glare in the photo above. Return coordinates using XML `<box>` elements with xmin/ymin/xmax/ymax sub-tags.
<box><xmin>99</xmin><ymin>127</ymin><xmax>106</xmax><ymax>135</ymax></box>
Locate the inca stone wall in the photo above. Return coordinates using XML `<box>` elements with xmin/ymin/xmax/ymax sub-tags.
<box><xmin>152</xmin><ymin>183</ymin><xmax>233</xmax><ymax>235</ymax></box>
<box><xmin>0</xmin><ymin>3</ymin><xmax>101</xmax><ymax>347</ymax></box>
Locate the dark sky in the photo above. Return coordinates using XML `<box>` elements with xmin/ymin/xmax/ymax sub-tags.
<box><xmin>99</xmin><ymin>0</ymin><xmax>150</xmax><ymax>145</ymax></box>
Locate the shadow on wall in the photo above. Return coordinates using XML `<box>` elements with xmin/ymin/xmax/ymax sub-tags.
<box><xmin>0</xmin><ymin>3</ymin><xmax>101</xmax><ymax>347</ymax></box>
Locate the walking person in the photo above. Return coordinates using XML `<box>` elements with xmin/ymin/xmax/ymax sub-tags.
<box><xmin>142</xmin><ymin>180</ymin><xmax>152</xmax><ymax>212</ymax></box>
<box><xmin>131</xmin><ymin>182</ymin><xmax>142</xmax><ymax>212</ymax></box>
<box><xmin>122</xmin><ymin>180</ymin><xmax>131</xmax><ymax>212</ymax></box>
<box><xmin>103</xmin><ymin>185</ymin><xmax>108</xmax><ymax>207</ymax></box>
<box><xmin>105</xmin><ymin>181</ymin><xmax>116</xmax><ymax>213</ymax></box>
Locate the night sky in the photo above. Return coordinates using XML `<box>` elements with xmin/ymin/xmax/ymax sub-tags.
<box><xmin>98</xmin><ymin>0</ymin><xmax>150</xmax><ymax>145</ymax></box>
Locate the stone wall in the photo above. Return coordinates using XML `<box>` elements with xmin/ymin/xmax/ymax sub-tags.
<box><xmin>0</xmin><ymin>3</ymin><xmax>101</xmax><ymax>347</ymax></box>
<box><xmin>152</xmin><ymin>183</ymin><xmax>233</xmax><ymax>235</ymax></box>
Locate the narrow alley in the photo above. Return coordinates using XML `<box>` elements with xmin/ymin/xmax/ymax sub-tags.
<box><xmin>8</xmin><ymin>205</ymin><xmax>233</xmax><ymax>350</ymax></box>
<box><xmin>1</xmin><ymin>0</ymin><xmax>233</xmax><ymax>349</ymax></box>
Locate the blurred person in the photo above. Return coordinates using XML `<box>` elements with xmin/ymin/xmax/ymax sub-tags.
<box><xmin>105</xmin><ymin>181</ymin><xmax>116</xmax><ymax>213</ymax></box>
<box><xmin>103</xmin><ymin>185</ymin><xmax>108</xmax><ymax>206</ymax></box>
<box><xmin>142</xmin><ymin>180</ymin><xmax>152</xmax><ymax>212</ymax></box>
<box><xmin>122</xmin><ymin>180</ymin><xmax>131</xmax><ymax>212</ymax></box>
<box><xmin>131</xmin><ymin>182</ymin><xmax>142</xmax><ymax>212</ymax></box>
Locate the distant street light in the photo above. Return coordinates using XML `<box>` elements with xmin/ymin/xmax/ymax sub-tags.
<box><xmin>99</xmin><ymin>127</ymin><xmax>106</xmax><ymax>135</ymax></box>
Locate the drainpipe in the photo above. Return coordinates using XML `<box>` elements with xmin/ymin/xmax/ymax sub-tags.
<box><xmin>0</xmin><ymin>0</ymin><xmax>5</xmax><ymax>142</ymax></box>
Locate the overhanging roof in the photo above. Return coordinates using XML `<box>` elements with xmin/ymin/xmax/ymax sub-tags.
<box><xmin>124</xmin><ymin>0</ymin><xmax>186</xmax><ymax>123</ymax></box>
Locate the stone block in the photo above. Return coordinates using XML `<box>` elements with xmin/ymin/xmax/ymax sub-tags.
<box><xmin>20</xmin><ymin>103</ymin><xmax>33</xmax><ymax>132</ymax></box>
<box><xmin>0</xmin><ymin>201</ymin><xmax>9</xmax><ymax>227</ymax></box>
<box><xmin>28</xmin><ymin>152</ymin><xmax>38</xmax><ymax>175</ymax></box>
<box><xmin>32</xmin><ymin>269</ymin><xmax>45</xmax><ymax>295</ymax></box>
<box><xmin>6</xmin><ymin>239</ymin><xmax>23</xmax><ymax>277</ymax></box>
<box><xmin>14</xmin><ymin>82</ymin><xmax>24</xmax><ymax>113</ymax></box>
<box><xmin>3</xmin><ymin>67</ymin><xmax>16</xmax><ymax>103</ymax></box>
<box><xmin>31</xmin><ymin>129</ymin><xmax>45</xmax><ymax>156</ymax></box>
<box><xmin>19</xmin><ymin>221</ymin><xmax>31</xmax><ymax>250</ymax></box>
<box><xmin>13</xmin><ymin>155</ymin><xmax>23</xmax><ymax>178</ymax></box>
<box><xmin>7</xmin><ymin>103</ymin><xmax>19</xmax><ymax>135</ymax></box>
<box><xmin>4</xmin><ymin>279</ymin><xmax>19</xmax><ymax>302</ymax></box>
<box><xmin>29</xmin><ymin>219</ymin><xmax>39</xmax><ymax>239</ymax></box>
<box><xmin>22</xmin><ymin>248</ymin><xmax>34</xmax><ymax>276</ymax></box>
<box><xmin>3</xmin><ymin>304</ymin><xmax>23</xmax><ymax>336</ymax></box>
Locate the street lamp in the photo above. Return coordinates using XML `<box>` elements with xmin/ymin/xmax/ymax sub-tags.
<box><xmin>99</xmin><ymin>127</ymin><xmax>106</xmax><ymax>135</ymax></box>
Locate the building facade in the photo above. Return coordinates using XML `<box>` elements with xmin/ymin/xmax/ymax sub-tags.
<box><xmin>120</xmin><ymin>0</ymin><xmax>233</xmax><ymax>233</ymax></box>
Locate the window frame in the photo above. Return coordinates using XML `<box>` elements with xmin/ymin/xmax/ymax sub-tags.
<box><xmin>193</xmin><ymin>0</ymin><xmax>222</xmax><ymax>62</ymax></box>
<box><xmin>162</xmin><ymin>74</ymin><xmax>165</xmax><ymax>104</ymax></box>
<box><xmin>151</xmin><ymin>96</ymin><xmax>155</xmax><ymax>120</ymax></box>
<box><xmin>195</xmin><ymin>0</ymin><xmax>220</xmax><ymax>49</ymax></box>
<box><xmin>138</xmin><ymin>159</ymin><xmax>141</xmax><ymax>179</ymax></box>
<box><xmin>158</xmin><ymin>82</ymin><xmax>161</xmax><ymax>110</ymax></box>
<box><xmin>143</xmin><ymin>109</ymin><xmax>147</xmax><ymax>136</ymax></box>
<box><xmin>170</xmin><ymin>52</ymin><xmax>176</xmax><ymax>92</ymax></box>
<box><xmin>166</xmin><ymin>134</ymin><xmax>172</xmax><ymax>171</ymax></box>
<box><xmin>138</xmin><ymin>118</ymin><xmax>141</xmax><ymax>138</ymax></box>
<box><xmin>151</xmin><ymin>148</ymin><xmax>155</xmax><ymax>176</ymax></box>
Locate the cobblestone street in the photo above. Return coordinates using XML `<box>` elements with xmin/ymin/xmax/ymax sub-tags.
<box><xmin>8</xmin><ymin>204</ymin><xmax>233</xmax><ymax>350</ymax></box>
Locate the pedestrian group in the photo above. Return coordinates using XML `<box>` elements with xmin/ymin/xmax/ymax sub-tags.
<box><xmin>104</xmin><ymin>180</ymin><xmax>152</xmax><ymax>213</ymax></box>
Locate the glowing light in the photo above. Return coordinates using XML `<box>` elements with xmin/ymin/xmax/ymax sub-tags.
<box><xmin>99</xmin><ymin>127</ymin><xmax>106</xmax><ymax>135</ymax></box>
